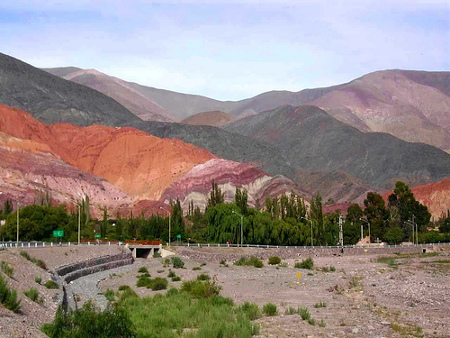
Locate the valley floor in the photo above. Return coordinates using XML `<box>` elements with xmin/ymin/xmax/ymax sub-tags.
<box><xmin>1</xmin><ymin>245</ymin><xmax>449</xmax><ymax>337</ymax></box>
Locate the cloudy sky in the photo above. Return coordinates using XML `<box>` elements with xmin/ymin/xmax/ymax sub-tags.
<box><xmin>1</xmin><ymin>0</ymin><xmax>449</xmax><ymax>100</ymax></box>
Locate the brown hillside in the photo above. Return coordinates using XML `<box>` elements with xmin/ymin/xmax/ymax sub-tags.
<box><xmin>181</xmin><ymin>111</ymin><xmax>233</xmax><ymax>127</ymax></box>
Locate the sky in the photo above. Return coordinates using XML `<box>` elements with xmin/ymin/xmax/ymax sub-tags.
<box><xmin>0</xmin><ymin>0</ymin><xmax>449</xmax><ymax>100</ymax></box>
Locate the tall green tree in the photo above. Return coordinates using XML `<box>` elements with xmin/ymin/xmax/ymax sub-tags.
<box><xmin>309</xmin><ymin>193</ymin><xmax>324</xmax><ymax>245</ymax></box>
<box><xmin>207</xmin><ymin>180</ymin><xmax>224</xmax><ymax>209</ymax></box>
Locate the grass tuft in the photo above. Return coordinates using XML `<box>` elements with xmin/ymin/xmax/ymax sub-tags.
<box><xmin>295</xmin><ymin>257</ymin><xmax>314</xmax><ymax>269</ymax></box>
<box><xmin>0</xmin><ymin>262</ymin><xmax>14</xmax><ymax>277</ymax></box>
<box><xmin>44</xmin><ymin>280</ymin><xmax>59</xmax><ymax>289</ymax></box>
<box><xmin>263</xmin><ymin>303</ymin><xmax>277</xmax><ymax>316</ymax></box>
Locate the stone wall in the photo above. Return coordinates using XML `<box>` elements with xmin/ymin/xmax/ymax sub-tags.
<box><xmin>177</xmin><ymin>245</ymin><xmax>450</xmax><ymax>263</ymax></box>
<box><xmin>56</xmin><ymin>252</ymin><xmax>131</xmax><ymax>276</ymax></box>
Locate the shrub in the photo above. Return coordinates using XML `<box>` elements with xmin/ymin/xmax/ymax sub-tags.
<box><xmin>0</xmin><ymin>262</ymin><xmax>14</xmax><ymax>277</ymax></box>
<box><xmin>262</xmin><ymin>303</ymin><xmax>277</xmax><ymax>316</ymax></box>
<box><xmin>163</xmin><ymin>258</ymin><xmax>171</xmax><ymax>267</ymax></box>
<box><xmin>200</xmin><ymin>263</ymin><xmax>207</xmax><ymax>266</ymax></box>
<box><xmin>157</xmin><ymin>270</ymin><xmax>164</xmax><ymax>273</ymax></box>
<box><xmin>0</xmin><ymin>275</ymin><xmax>21</xmax><ymax>312</ymax></box>
<box><xmin>197</xmin><ymin>274</ymin><xmax>210</xmax><ymax>281</ymax></box>
<box><xmin>314</xmin><ymin>301</ymin><xmax>327</xmax><ymax>308</ymax></box>
<box><xmin>192</xmin><ymin>266</ymin><xmax>202</xmax><ymax>271</ymax></box>
<box><xmin>19</xmin><ymin>251</ymin><xmax>47</xmax><ymax>270</ymax></box>
<box><xmin>234</xmin><ymin>256</ymin><xmax>263</xmax><ymax>268</ymax></box>
<box><xmin>308</xmin><ymin>318</ymin><xmax>316</xmax><ymax>325</ymax></box>
<box><xmin>329</xmin><ymin>266</ymin><xmax>336</xmax><ymax>272</ymax></box>
<box><xmin>168</xmin><ymin>270</ymin><xmax>176</xmax><ymax>278</ymax></box>
<box><xmin>118</xmin><ymin>285</ymin><xmax>131</xmax><ymax>291</ymax></box>
<box><xmin>34</xmin><ymin>277</ymin><xmax>42</xmax><ymax>284</ymax></box>
<box><xmin>24</xmin><ymin>287</ymin><xmax>43</xmax><ymax>304</ymax></box>
<box><xmin>299</xmin><ymin>307</ymin><xmax>310</xmax><ymax>320</ymax></box>
<box><xmin>41</xmin><ymin>301</ymin><xmax>136</xmax><ymax>337</ymax></box>
<box><xmin>319</xmin><ymin>319</ymin><xmax>326</xmax><ymax>327</ymax></box>
<box><xmin>151</xmin><ymin>278</ymin><xmax>168</xmax><ymax>291</ymax></box>
<box><xmin>105</xmin><ymin>288</ymin><xmax>115</xmax><ymax>302</ymax></box>
<box><xmin>136</xmin><ymin>275</ymin><xmax>152</xmax><ymax>288</ymax></box>
<box><xmin>181</xmin><ymin>280</ymin><xmax>221</xmax><ymax>299</ymax></box>
<box><xmin>118</xmin><ymin>288</ymin><xmax>138</xmax><ymax>301</ymax></box>
<box><xmin>171</xmin><ymin>276</ymin><xmax>181</xmax><ymax>282</ymax></box>
<box><xmin>153</xmin><ymin>252</ymin><xmax>161</xmax><ymax>258</ymax></box>
<box><xmin>295</xmin><ymin>257</ymin><xmax>314</xmax><ymax>270</ymax></box>
<box><xmin>138</xmin><ymin>267</ymin><xmax>148</xmax><ymax>273</ymax></box>
<box><xmin>219</xmin><ymin>260</ymin><xmax>226</xmax><ymax>265</ymax></box>
<box><xmin>239</xmin><ymin>302</ymin><xmax>261</xmax><ymax>320</ymax></box>
<box><xmin>45</xmin><ymin>280</ymin><xmax>59</xmax><ymax>289</ymax></box>
<box><xmin>167</xmin><ymin>287</ymin><xmax>179</xmax><ymax>296</ymax></box>
<box><xmin>171</xmin><ymin>257</ymin><xmax>185</xmax><ymax>269</ymax></box>
<box><xmin>285</xmin><ymin>306</ymin><xmax>298</xmax><ymax>315</ymax></box>
<box><xmin>268</xmin><ymin>256</ymin><xmax>281</xmax><ymax>265</ymax></box>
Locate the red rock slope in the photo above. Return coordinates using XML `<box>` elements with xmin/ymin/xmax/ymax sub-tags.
<box><xmin>0</xmin><ymin>131</ymin><xmax>133</xmax><ymax>214</ymax></box>
<box><xmin>161</xmin><ymin>159</ymin><xmax>307</xmax><ymax>210</ymax></box>
<box><xmin>0</xmin><ymin>104</ymin><xmax>215</xmax><ymax>200</ymax></box>
<box><xmin>181</xmin><ymin>111</ymin><xmax>233</xmax><ymax>127</ymax></box>
<box><xmin>410</xmin><ymin>178</ymin><xmax>450</xmax><ymax>220</ymax></box>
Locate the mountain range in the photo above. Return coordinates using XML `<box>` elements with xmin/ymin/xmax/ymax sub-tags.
<box><xmin>0</xmin><ymin>51</ymin><xmax>449</xmax><ymax>217</ymax></box>
<box><xmin>45</xmin><ymin>65</ymin><xmax>450</xmax><ymax>153</ymax></box>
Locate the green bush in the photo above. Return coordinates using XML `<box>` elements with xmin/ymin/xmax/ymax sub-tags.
<box><xmin>41</xmin><ymin>301</ymin><xmax>136</xmax><ymax>338</ymax></box>
<box><xmin>308</xmin><ymin>318</ymin><xmax>316</xmax><ymax>325</ymax></box>
<box><xmin>238</xmin><ymin>302</ymin><xmax>261</xmax><ymax>320</ymax></box>
<box><xmin>285</xmin><ymin>306</ymin><xmax>298</xmax><ymax>315</ymax></box>
<box><xmin>295</xmin><ymin>257</ymin><xmax>314</xmax><ymax>270</ymax></box>
<box><xmin>153</xmin><ymin>252</ymin><xmax>161</xmax><ymax>258</ymax></box>
<box><xmin>262</xmin><ymin>303</ymin><xmax>277</xmax><ymax>316</ymax></box>
<box><xmin>234</xmin><ymin>256</ymin><xmax>264</xmax><ymax>268</ymax></box>
<box><xmin>192</xmin><ymin>266</ymin><xmax>202</xmax><ymax>271</ymax></box>
<box><xmin>171</xmin><ymin>257</ymin><xmax>185</xmax><ymax>269</ymax></box>
<box><xmin>105</xmin><ymin>289</ymin><xmax>115</xmax><ymax>302</ymax></box>
<box><xmin>45</xmin><ymin>280</ymin><xmax>59</xmax><ymax>289</ymax></box>
<box><xmin>220</xmin><ymin>260</ymin><xmax>226</xmax><ymax>265</ymax></box>
<box><xmin>151</xmin><ymin>278</ymin><xmax>168</xmax><ymax>291</ymax></box>
<box><xmin>118</xmin><ymin>285</ymin><xmax>131</xmax><ymax>291</ymax></box>
<box><xmin>200</xmin><ymin>263</ymin><xmax>207</xmax><ymax>267</ymax></box>
<box><xmin>319</xmin><ymin>319</ymin><xmax>326</xmax><ymax>327</ymax></box>
<box><xmin>19</xmin><ymin>251</ymin><xmax>47</xmax><ymax>270</ymax></box>
<box><xmin>167</xmin><ymin>270</ymin><xmax>176</xmax><ymax>278</ymax></box>
<box><xmin>0</xmin><ymin>275</ymin><xmax>21</xmax><ymax>312</ymax></box>
<box><xmin>197</xmin><ymin>274</ymin><xmax>210</xmax><ymax>281</ymax></box>
<box><xmin>181</xmin><ymin>280</ymin><xmax>221</xmax><ymax>299</ymax></box>
<box><xmin>136</xmin><ymin>275</ymin><xmax>168</xmax><ymax>291</ymax></box>
<box><xmin>268</xmin><ymin>256</ymin><xmax>281</xmax><ymax>265</ymax></box>
<box><xmin>24</xmin><ymin>287</ymin><xmax>43</xmax><ymax>304</ymax></box>
<box><xmin>34</xmin><ymin>276</ymin><xmax>42</xmax><ymax>284</ymax></box>
<box><xmin>119</xmin><ymin>286</ymin><xmax>254</xmax><ymax>337</ymax></box>
<box><xmin>163</xmin><ymin>258</ymin><xmax>170</xmax><ymax>267</ymax></box>
<box><xmin>299</xmin><ymin>307</ymin><xmax>310</xmax><ymax>320</ymax></box>
<box><xmin>0</xmin><ymin>261</ymin><xmax>14</xmax><ymax>277</ymax></box>
<box><xmin>171</xmin><ymin>276</ymin><xmax>181</xmax><ymax>282</ymax></box>
<box><xmin>138</xmin><ymin>267</ymin><xmax>148</xmax><ymax>273</ymax></box>
<box><xmin>314</xmin><ymin>301</ymin><xmax>327</xmax><ymax>308</ymax></box>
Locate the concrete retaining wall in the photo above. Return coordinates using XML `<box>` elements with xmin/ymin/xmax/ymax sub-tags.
<box><xmin>56</xmin><ymin>253</ymin><xmax>131</xmax><ymax>276</ymax></box>
<box><xmin>64</xmin><ymin>258</ymin><xmax>133</xmax><ymax>283</ymax></box>
<box><xmin>178</xmin><ymin>245</ymin><xmax>450</xmax><ymax>263</ymax></box>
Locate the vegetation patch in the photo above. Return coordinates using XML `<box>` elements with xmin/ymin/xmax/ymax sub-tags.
<box><xmin>435</xmin><ymin>260</ymin><xmax>450</xmax><ymax>264</ymax></box>
<box><xmin>196</xmin><ymin>274</ymin><xmax>210</xmax><ymax>281</ymax></box>
<box><xmin>41</xmin><ymin>301</ymin><xmax>136</xmax><ymax>337</ymax></box>
<box><xmin>138</xmin><ymin>267</ymin><xmax>148</xmax><ymax>273</ymax></box>
<box><xmin>180</xmin><ymin>279</ymin><xmax>221</xmax><ymax>299</ymax></box>
<box><xmin>314</xmin><ymin>301</ymin><xmax>327</xmax><ymax>308</ymax></box>
<box><xmin>20</xmin><ymin>251</ymin><xmax>47</xmax><ymax>270</ymax></box>
<box><xmin>0</xmin><ymin>274</ymin><xmax>21</xmax><ymax>312</ymax></box>
<box><xmin>263</xmin><ymin>303</ymin><xmax>277</xmax><ymax>316</ymax></box>
<box><xmin>34</xmin><ymin>276</ymin><xmax>42</xmax><ymax>284</ymax></box>
<box><xmin>171</xmin><ymin>257</ymin><xmax>185</xmax><ymax>269</ymax></box>
<box><xmin>120</xmin><ymin>283</ymin><xmax>258</xmax><ymax>337</ymax></box>
<box><xmin>105</xmin><ymin>288</ymin><xmax>116</xmax><ymax>302</ymax></box>
<box><xmin>299</xmin><ymin>307</ymin><xmax>310</xmax><ymax>320</ymax></box>
<box><xmin>0</xmin><ymin>261</ymin><xmax>14</xmax><ymax>277</ymax></box>
<box><xmin>192</xmin><ymin>266</ymin><xmax>202</xmax><ymax>271</ymax></box>
<box><xmin>24</xmin><ymin>287</ymin><xmax>43</xmax><ymax>304</ymax></box>
<box><xmin>45</xmin><ymin>280</ymin><xmax>59</xmax><ymax>289</ymax></box>
<box><xmin>377</xmin><ymin>257</ymin><xmax>399</xmax><ymax>269</ymax></box>
<box><xmin>136</xmin><ymin>275</ymin><xmax>168</xmax><ymax>291</ymax></box>
<box><xmin>234</xmin><ymin>256</ymin><xmax>264</xmax><ymax>268</ymax></box>
<box><xmin>285</xmin><ymin>306</ymin><xmax>298</xmax><ymax>315</ymax></box>
<box><xmin>295</xmin><ymin>257</ymin><xmax>314</xmax><ymax>270</ymax></box>
<box><xmin>268</xmin><ymin>256</ymin><xmax>281</xmax><ymax>265</ymax></box>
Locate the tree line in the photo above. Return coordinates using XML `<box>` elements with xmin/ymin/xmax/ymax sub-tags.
<box><xmin>0</xmin><ymin>180</ymin><xmax>449</xmax><ymax>245</ymax></box>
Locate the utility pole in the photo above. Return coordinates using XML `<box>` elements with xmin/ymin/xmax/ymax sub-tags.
<box><xmin>339</xmin><ymin>215</ymin><xmax>343</xmax><ymax>248</ymax></box>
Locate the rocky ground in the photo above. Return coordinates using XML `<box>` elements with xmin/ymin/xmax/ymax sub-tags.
<box><xmin>0</xmin><ymin>245</ymin><xmax>449</xmax><ymax>337</ymax></box>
